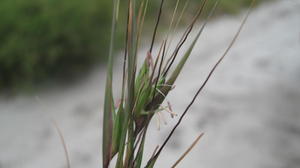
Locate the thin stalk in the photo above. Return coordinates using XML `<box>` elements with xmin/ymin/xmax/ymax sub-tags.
<box><xmin>149</xmin><ymin>0</ymin><xmax>165</xmax><ymax>53</ymax></box>
<box><xmin>171</xmin><ymin>133</ymin><xmax>204</xmax><ymax>168</ymax></box>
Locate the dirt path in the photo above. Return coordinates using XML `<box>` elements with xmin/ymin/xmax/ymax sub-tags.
<box><xmin>1</xmin><ymin>1</ymin><xmax>300</xmax><ymax>168</ymax></box>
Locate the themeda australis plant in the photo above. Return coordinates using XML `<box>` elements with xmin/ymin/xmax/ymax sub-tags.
<box><xmin>102</xmin><ymin>0</ymin><xmax>255</xmax><ymax>167</ymax></box>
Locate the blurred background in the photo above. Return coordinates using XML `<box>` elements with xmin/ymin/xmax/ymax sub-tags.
<box><xmin>0</xmin><ymin>0</ymin><xmax>255</xmax><ymax>93</ymax></box>
<box><xmin>0</xmin><ymin>0</ymin><xmax>300</xmax><ymax>168</ymax></box>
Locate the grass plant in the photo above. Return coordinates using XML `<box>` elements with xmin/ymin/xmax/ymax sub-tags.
<box><xmin>103</xmin><ymin>0</ymin><xmax>255</xmax><ymax>167</ymax></box>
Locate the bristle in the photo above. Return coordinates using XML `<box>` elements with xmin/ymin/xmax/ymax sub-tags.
<box><xmin>52</xmin><ymin>120</ymin><xmax>71</xmax><ymax>168</ymax></box>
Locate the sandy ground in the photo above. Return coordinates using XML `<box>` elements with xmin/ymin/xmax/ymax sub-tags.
<box><xmin>1</xmin><ymin>0</ymin><xmax>300</xmax><ymax>168</ymax></box>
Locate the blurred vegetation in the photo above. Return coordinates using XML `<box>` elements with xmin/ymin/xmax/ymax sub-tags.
<box><xmin>0</xmin><ymin>0</ymin><xmax>260</xmax><ymax>92</ymax></box>
<box><xmin>0</xmin><ymin>0</ymin><xmax>112</xmax><ymax>91</ymax></box>
<box><xmin>209</xmin><ymin>0</ymin><xmax>257</xmax><ymax>14</ymax></box>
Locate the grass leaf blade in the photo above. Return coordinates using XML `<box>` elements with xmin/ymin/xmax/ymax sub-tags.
<box><xmin>103</xmin><ymin>0</ymin><xmax>119</xmax><ymax>167</ymax></box>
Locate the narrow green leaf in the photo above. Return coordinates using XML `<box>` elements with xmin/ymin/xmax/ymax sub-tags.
<box><xmin>134</xmin><ymin>129</ymin><xmax>147</xmax><ymax>168</ymax></box>
<box><xmin>135</xmin><ymin>60</ymin><xmax>150</xmax><ymax>95</ymax></box>
<box><xmin>127</xmin><ymin>0</ymin><xmax>137</xmax><ymax>113</ymax></box>
<box><xmin>103</xmin><ymin>0</ymin><xmax>120</xmax><ymax>167</ymax></box>
<box><xmin>115</xmin><ymin>0</ymin><xmax>133</xmax><ymax>167</ymax></box>
<box><xmin>112</xmin><ymin>105</ymin><xmax>124</xmax><ymax>157</ymax></box>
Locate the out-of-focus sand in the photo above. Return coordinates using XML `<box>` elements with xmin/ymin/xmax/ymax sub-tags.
<box><xmin>1</xmin><ymin>1</ymin><xmax>300</xmax><ymax>167</ymax></box>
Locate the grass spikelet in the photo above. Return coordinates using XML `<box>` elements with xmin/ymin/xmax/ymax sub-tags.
<box><xmin>102</xmin><ymin>0</ymin><xmax>256</xmax><ymax>167</ymax></box>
